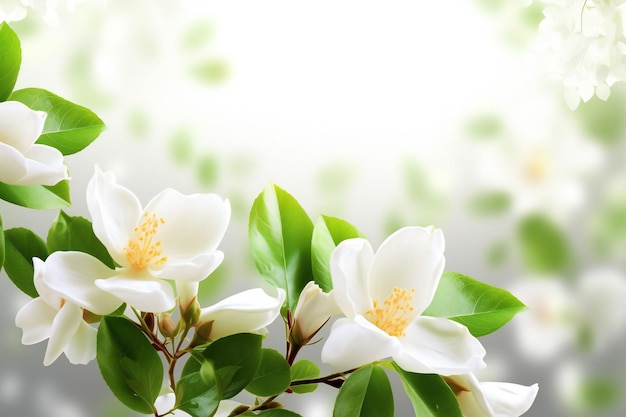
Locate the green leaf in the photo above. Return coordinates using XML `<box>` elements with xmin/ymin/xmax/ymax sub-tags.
<box><xmin>0</xmin><ymin>180</ymin><xmax>71</xmax><ymax>209</ymax></box>
<box><xmin>388</xmin><ymin>362</ymin><xmax>462</xmax><ymax>417</ymax></box>
<box><xmin>182</xmin><ymin>333</ymin><xmax>263</xmax><ymax>400</ymax></box>
<box><xmin>333</xmin><ymin>365</ymin><xmax>394</xmax><ymax>417</ymax></box>
<box><xmin>0</xmin><ymin>215</ymin><xmax>5</xmax><ymax>270</ymax></box>
<box><xmin>246</xmin><ymin>348</ymin><xmax>291</xmax><ymax>397</ymax></box>
<box><xmin>517</xmin><ymin>214</ymin><xmax>571</xmax><ymax>274</ymax></box>
<box><xmin>311</xmin><ymin>215</ymin><xmax>363</xmax><ymax>292</ymax></box>
<box><xmin>423</xmin><ymin>272</ymin><xmax>526</xmax><ymax>337</ymax></box>
<box><xmin>0</xmin><ymin>23</ymin><xmax>21</xmax><ymax>102</ymax></box>
<box><xmin>290</xmin><ymin>359</ymin><xmax>320</xmax><ymax>394</ymax></box>
<box><xmin>96</xmin><ymin>316</ymin><xmax>163</xmax><ymax>414</ymax></box>
<box><xmin>47</xmin><ymin>211</ymin><xmax>115</xmax><ymax>268</ymax></box>
<box><xmin>9</xmin><ymin>88</ymin><xmax>105</xmax><ymax>155</ymax></box>
<box><xmin>468</xmin><ymin>190</ymin><xmax>511</xmax><ymax>216</ymax></box>
<box><xmin>241</xmin><ymin>410</ymin><xmax>303</xmax><ymax>417</ymax></box>
<box><xmin>3</xmin><ymin>228</ymin><xmax>48</xmax><ymax>297</ymax></box>
<box><xmin>249</xmin><ymin>184</ymin><xmax>313</xmax><ymax>312</ymax></box>
<box><xmin>176</xmin><ymin>364</ymin><xmax>220</xmax><ymax>417</ymax></box>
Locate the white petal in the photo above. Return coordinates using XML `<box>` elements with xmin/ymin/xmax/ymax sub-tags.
<box><xmin>32</xmin><ymin>258</ymin><xmax>64</xmax><ymax>310</ymax></box>
<box><xmin>37</xmin><ymin>251</ymin><xmax>122</xmax><ymax>315</ymax></box>
<box><xmin>0</xmin><ymin>2</ymin><xmax>28</xmax><ymax>22</ymax></box>
<box><xmin>145</xmin><ymin>189</ymin><xmax>230</xmax><ymax>259</ymax></box>
<box><xmin>369</xmin><ymin>227</ymin><xmax>445</xmax><ymax>315</ymax></box>
<box><xmin>447</xmin><ymin>374</ymin><xmax>492</xmax><ymax>417</ymax></box>
<box><xmin>177</xmin><ymin>281</ymin><xmax>199</xmax><ymax>312</ymax></box>
<box><xmin>64</xmin><ymin>321</ymin><xmax>97</xmax><ymax>365</ymax></box>
<box><xmin>330</xmin><ymin>238</ymin><xmax>375</xmax><ymax>317</ymax></box>
<box><xmin>155</xmin><ymin>393</ymin><xmax>192</xmax><ymax>416</ymax></box>
<box><xmin>95</xmin><ymin>274</ymin><xmax>175</xmax><ymax>313</ymax></box>
<box><xmin>0</xmin><ymin>101</ymin><xmax>45</xmax><ymax>153</ymax></box>
<box><xmin>0</xmin><ymin>142</ymin><xmax>28</xmax><ymax>184</ymax></box>
<box><xmin>15</xmin><ymin>298</ymin><xmax>56</xmax><ymax>344</ymax></box>
<box><xmin>480</xmin><ymin>382</ymin><xmax>539</xmax><ymax>417</ymax></box>
<box><xmin>321</xmin><ymin>316</ymin><xmax>400</xmax><ymax>371</ymax></box>
<box><xmin>17</xmin><ymin>144</ymin><xmax>68</xmax><ymax>186</ymax></box>
<box><xmin>394</xmin><ymin>316</ymin><xmax>486</xmax><ymax>375</ymax></box>
<box><xmin>87</xmin><ymin>166</ymin><xmax>142</xmax><ymax>265</ymax></box>
<box><xmin>198</xmin><ymin>288</ymin><xmax>285</xmax><ymax>340</ymax></box>
<box><xmin>152</xmin><ymin>251</ymin><xmax>224</xmax><ymax>282</ymax></box>
<box><xmin>44</xmin><ymin>302</ymin><xmax>83</xmax><ymax>366</ymax></box>
<box><xmin>292</xmin><ymin>282</ymin><xmax>340</xmax><ymax>343</ymax></box>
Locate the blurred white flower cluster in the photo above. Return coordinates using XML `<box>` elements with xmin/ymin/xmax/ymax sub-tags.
<box><xmin>0</xmin><ymin>0</ymin><xmax>84</xmax><ymax>23</ymax></box>
<box><xmin>534</xmin><ymin>0</ymin><xmax>626</xmax><ymax>109</ymax></box>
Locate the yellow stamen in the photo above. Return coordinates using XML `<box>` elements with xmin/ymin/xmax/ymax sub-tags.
<box><xmin>365</xmin><ymin>287</ymin><xmax>415</xmax><ymax>337</ymax></box>
<box><xmin>524</xmin><ymin>147</ymin><xmax>548</xmax><ymax>182</ymax></box>
<box><xmin>125</xmin><ymin>212</ymin><xmax>167</xmax><ymax>270</ymax></box>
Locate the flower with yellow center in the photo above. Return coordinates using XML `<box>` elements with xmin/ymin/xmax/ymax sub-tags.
<box><xmin>321</xmin><ymin>226</ymin><xmax>486</xmax><ymax>375</ymax></box>
<box><xmin>38</xmin><ymin>166</ymin><xmax>231</xmax><ymax>313</ymax></box>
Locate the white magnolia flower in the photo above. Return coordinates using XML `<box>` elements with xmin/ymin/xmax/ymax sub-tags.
<box><xmin>155</xmin><ymin>393</ymin><xmax>241</xmax><ymax>417</ymax></box>
<box><xmin>321</xmin><ymin>227</ymin><xmax>486</xmax><ymax>375</ymax></box>
<box><xmin>289</xmin><ymin>281</ymin><xmax>340</xmax><ymax>345</ymax></box>
<box><xmin>14</xmin><ymin>253</ymin><xmax>122</xmax><ymax>365</ymax></box>
<box><xmin>0</xmin><ymin>101</ymin><xmax>68</xmax><ymax>186</ymax></box>
<box><xmin>445</xmin><ymin>373</ymin><xmax>539</xmax><ymax>417</ymax></box>
<box><xmin>197</xmin><ymin>288</ymin><xmax>286</xmax><ymax>341</ymax></box>
<box><xmin>40</xmin><ymin>166</ymin><xmax>230</xmax><ymax>313</ymax></box>
<box><xmin>0</xmin><ymin>0</ymin><xmax>85</xmax><ymax>23</ymax></box>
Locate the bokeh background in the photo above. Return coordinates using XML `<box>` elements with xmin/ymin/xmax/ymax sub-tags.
<box><xmin>2</xmin><ymin>1</ymin><xmax>626</xmax><ymax>416</ymax></box>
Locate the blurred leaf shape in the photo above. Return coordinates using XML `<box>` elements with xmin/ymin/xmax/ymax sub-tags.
<box><xmin>196</xmin><ymin>153</ymin><xmax>220</xmax><ymax>188</ymax></box>
<box><xmin>575</xmin><ymin>84</ymin><xmax>626</xmax><ymax>145</ymax></box>
<box><xmin>517</xmin><ymin>214</ymin><xmax>571</xmax><ymax>274</ymax></box>
<box><xmin>191</xmin><ymin>58</ymin><xmax>229</xmax><ymax>84</ymax></box>
<box><xmin>468</xmin><ymin>190</ymin><xmax>511</xmax><ymax>216</ymax></box>
<box><xmin>464</xmin><ymin>113</ymin><xmax>503</xmax><ymax>140</ymax></box>
<box><xmin>182</xmin><ymin>20</ymin><xmax>214</xmax><ymax>50</ymax></box>
<box><xmin>168</xmin><ymin>128</ymin><xmax>195</xmax><ymax>165</ymax></box>
<box><xmin>126</xmin><ymin>108</ymin><xmax>150</xmax><ymax>140</ymax></box>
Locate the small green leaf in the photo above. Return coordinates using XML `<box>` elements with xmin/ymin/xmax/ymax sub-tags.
<box><xmin>517</xmin><ymin>214</ymin><xmax>571</xmax><ymax>274</ymax></box>
<box><xmin>387</xmin><ymin>362</ymin><xmax>462</xmax><ymax>417</ymax></box>
<box><xmin>47</xmin><ymin>211</ymin><xmax>115</xmax><ymax>268</ymax></box>
<box><xmin>176</xmin><ymin>364</ymin><xmax>220</xmax><ymax>417</ymax></box>
<box><xmin>0</xmin><ymin>215</ymin><xmax>5</xmax><ymax>270</ymax></box>
<box><xmin>290</xmin><ymin>359</ymin><xmax>320</xmax><ymax>394</ymax></box>
<box><xmin>10</xmin><ymin>88</ymin><xmax>105</xmax><ymax>155</ymax></box>
<box><xmin>249</xmin><ymin>184</ymin><xmax>313</xmax><ymax>312</ymax></box>
<box><xmin>3</xmin><ymin>228</ymin><xmax>48</xmax><ymax>297</ymax></box>
<box><xmin>182</xmin><ymin>333</ymin><xmax>263</xmax><ymax>400</ymax></box>
<box><xmin>423</xmin><ymin>272</ymin><xmax>526</xmax><ymax>337</ymax></box>
<box><xmin>0</xmin><ymin>23</ymin><xmax>21</xmax><ymax>102</ymax></box>
<box><xmin>311</xmin><ymin>215</ymin><xmax>363</xmax><ymax>292</ymax></box>
<box><xmin>96</xmin><ymin>316</ymin><xmax>163</xmax><ymax>414</ymax></box>
<box><xmin>241</xmin><ymin>410</ymin><xmax>303</xmax><ymax>417</ymax></box>
<box><xmin>333</xmin><ymin>365</ymin><xmax>394</xmax><ymax>417</ymax></box>
<box><xmin>246</xmin><ymin>348</ymin><xmax>291</xmax><ymax>397</ymax></box>
<box><xmin>468</xmin><ymin>190</ymin><xmax>511</xmax><ymax>216</ymax></box>
<box><xmin>0</xmin><ymin>180</ymin><xmax>71</xmax><ymax>209</ymax></box>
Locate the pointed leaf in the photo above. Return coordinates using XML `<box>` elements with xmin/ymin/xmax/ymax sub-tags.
<box><xmin>0</xmin><ymin>180</ymin><xmax>71</xmax><ymax>209</ymax></box>
<box><xmin>311</xmin><ymin>215</ymin><xmax>364</xmax><ymax>292</ymax></box>
<box><xmin>249</xmin><ymin>184</ymin><xmax>313</xmax><ymax>312</ymax></box>
<box><xmin>0</xmin><ymin>23</ymin><xmax>21</xmax><ymax>102</ymax></box>
<box><xmin>0</xmin><ymin>215</ymin><xmax>4</xmax><ymax>270</ymax></box>
<box><xmin>241</xmin><ymin>411</ymin><xmax>303</xmax><ymax>417</ymax></box>
<box><xmin>246</xmin><ymin>348</ymin><xmax>291</xmax><ymax>397</ymax></box>
<box><xmin>290</xmin><ymin>359</ymin><xmax>320</xmax><ymax>394</ymax></box>
<box><xmin>96</xmin><ymin>316</ymin><xmax>163</xmax><ymax>414</ymax></box>
<box><xmin>423</xmin><ymin>272</ymin><xmax>526</xmax><ymax>337</ymax></box>
<box><xmin>10</xmin><ymin>88</ymin><xmax>105</xmax><ymax>155</ymax></box>
<box><xmin>3</xmin><ymin>228</ymin><xmax>48</xmax><ymax>297</ymax></box>
<box><xmin>176</xmin><ymin>363</ymin><xmax>220</xmax><ymax>417</ymax></box>
<box><xmin>333</xmin><ymin>365</ymin><xmax>394</xmax><ymax>417</ymax></box>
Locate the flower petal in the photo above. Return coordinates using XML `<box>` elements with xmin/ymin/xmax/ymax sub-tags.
<box><xmin>394</xmin><ymin>316</ymin><xmax>486</xmax><ymax>375</ymax></box>
<box><xmin>198</xmin><ymin>288</ymin><xmax>285</xmax><ymax>340</ymax></box>
<box><xmin>95</xmin><ymin>274</ymin><xmax>175</xmax><ymax>313</ymax></box>
<box><xmin>151</xmin><ymin>251</ymin><xmax>224</xmax><ymax>282</ymax></box>
<box><xmin>87</xmin><ymin>166</ymin><xmax>142</xmax><ymax>265</ymax></box>
<box><xmin>330</xmin><ymin>238</ymin><xmax>375</xmax><ymax>317</ymax></box>
<box><xmin>0</xmin><ymin>101</ymin><xmax>45</xmax><ymax>152</ymax></box>
<box><xmin>321</xmin><ymin>316</ymin><xmax>400</xmax><ymax>371</ymax></box>
<box><xmin>18</xmin><ymin>143</ymin><xmax>68</xmax><ymax>186</ymax></box>
<box><xmin>44</xmin><ymin>302</ymin><xmax>83</xmax><ymax>366</ymax></box>
<box><xmin>446</xmin><ymin>374</ymin><xmax>492</xmax><ymax>417</ymax></box>
<box><xmin>37</xmin><ymin>251</ymin><xmax>122</xmax><ymax>315</ymax></box>
<box><xmin>15</xmin><ymin>298</ymin><xmax>56</xmax><ymax>344</ymax></box>
<box><xmin>0</xmin><ymin>142</ymin><xmax>28</xmax><ymax>184</ymax></box>
<box><xmin>479</xmin><ymin>381</ymin><xmax>538</xmax><ymax>417</ymax></box>
<box><xmin>144</xmin><ymin>189</ymin><xmax>230</xmax><ymax>259</ymax></box>
<box><xmin>64</xmin><ymin>320</ymin><xmax>98</xmax><ymax>365</ymax></box>
<box><xmin>368</xmin><ymin>227</ymin><xmax>445</xmax><ymax>315</ymax></box>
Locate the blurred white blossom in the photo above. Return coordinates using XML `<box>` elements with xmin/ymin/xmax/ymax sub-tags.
<box><xmin>0</xmin><ymin>0</ymin><xmax>85</xmax><ymax>23</ymax></box>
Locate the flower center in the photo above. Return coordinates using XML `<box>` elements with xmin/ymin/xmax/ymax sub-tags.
<box><xmin>524</xmin><ymin>147</ymin><xmax>548</xmax><ymax>182</ymax></box>
<box><xmin>365</xmin><ymin>287</ymin><xmax>415</xmax><ymax>337</ymax></box>
<box><xmin>125</xmin><ymin>212</ymin><xmax>167</xmax><ymax>270</ymax></box>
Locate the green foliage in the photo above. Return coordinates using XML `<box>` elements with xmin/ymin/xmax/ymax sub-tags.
<box><xmin>0</xmin><ymin>215</ymin><xmax>4</xmax><ymax>270</ymax></box>
<box><xmin>176</xmin><ymin>364</ymin><xmax>220</xmax><ymax>417</ymax></box>
<box><xmin>333</xmin><ymin>365</ymin><xmax>394</xmax><ymax>417</ymax></box>
<box><xmin>246</xmin><ymin>349</ymin><xmax>291</xmax><ymax>397</ymax></box>
<box><xmin>0</xmin><ymin>23</ymin><xmax>21</xmax><ymax>102</ymax></box>
<box><xmin>96</xmin><ymin>316</ymin><xmax>163</xmax><ymax>414</ymax></box>
<box><xmin>468</xmin><ymin>190</ymin><xmax>511</xmax><ymax>216</ymax></box>
<box><xmin>311</xmin><ymin>215</ymin><xmax>363</xmax><ymax>292</ymax></box>
<box><xmin>3</xmin><ymin>228</ymin><xmax>48</xmax><ymax>298</ymax></box>
<box><xmin>47</xmin><ymin>211</ymin><xmax>115</xmax><ymax>268</ymax></box>
<box><xmin>575</xmin><ymin>85</ymin><xmax>626</xmax><ymax>145</ymax></box>
<box><xmin>241</xmin><ymin>410</ymin><xmax>303</xmax><ymax>416</ymax></box>
<box><xmin>10</xmin><ymin>88</ymin><xmax>105</xmax><ymax>155</ymax></box>
<box><xmin>517</xmin><ymin>213</ymin><xmax>571</xmax><ymax>274</ymax></box>
<box><xmin>289</xmin><ymin>359</ymin><xmax>320</xmax><ymax>394</ymax></box>
<box><xmin>423</xmin><ymin>272</ymin><xmax>526</xmax><ymax>337</ymax></box>
<box><xmin>249</xmin><ymin>184</ymin><xmax>314</xmax><ymax>312</ymax></box>
<box><xmin>196</xmin><ymin>153</ymin><xmax>220</xmax><ymax>188</ymax></box>
<box><xmin>388</xmin><ymin>363</ymin><xmax>462</xmax><ymax>417</ymax></box>
<box><xmin>182</xmin><ymin>333</ymin><xmax>263</xmax><ymax>400</ymax></box>
<box><xmin>464</xmin><ymin>113</ymin><xmax>503</xmax><ymax>139</ymax></box>
<box><xmin>0</xmin><ymin>180</ymin><xmax>71</xmax><ymax>209</ymax></box>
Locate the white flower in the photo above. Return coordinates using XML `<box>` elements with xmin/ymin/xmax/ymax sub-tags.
<box><xmin>197</xmin><ymin>288</ymin><xmax>286</xmax><ymax>341</ymax></box>
<box><xmin>40</xmin><ymin>166</ymin><xmax>231</xmax><ymax>313</ymax></box>
<box><xmin>321</xmin><ymin>227</ymin><xmax>486</xmax><ymax>375</ymax></box>
<box><xmin>0</xmin><ymin>0</ymin><xmax>85</xmax><ymax>23</ymax></box>
<box><xmin>0</xmin><ymin>1</ymin><xmax>27</xmax><ymax>22</ymax></box>
<box><xmin>289</xmin><ymin>281</ymin><xmax>340</xmax><ymax>345</ymax></box>
<box><xmin>0</xmin><ymin>101</ymin><xmax>68</xmax><ymax>186</ymax></box>
<box><xmin>445</xmin><ymin>373</ymin><xmax>539</xmax><ymax>417</ymax></box>
<box><xmin>14</xmin><ymin>253</ymin><xmax>122</xmax><ymax>365</ymax></box>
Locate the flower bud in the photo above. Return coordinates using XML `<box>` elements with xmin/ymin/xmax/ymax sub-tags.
<box><xmin>189</xmin><ymin>320</ymin><xmax>214</xmax><ymax>348</ymax></box>
<box><xmin>289</xmin><ymin>281</ymin><xmax>339</xmax><ymax>346</ymax></box>
<box><xmin>181</xmin><ymin>297</ymin><xmax>201</xmax><ymax>328</ymax></box>
<box><xmin>158</xmin><ymin>313</ymin><xmax>178</xmax><ymax>338</ymax></box>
